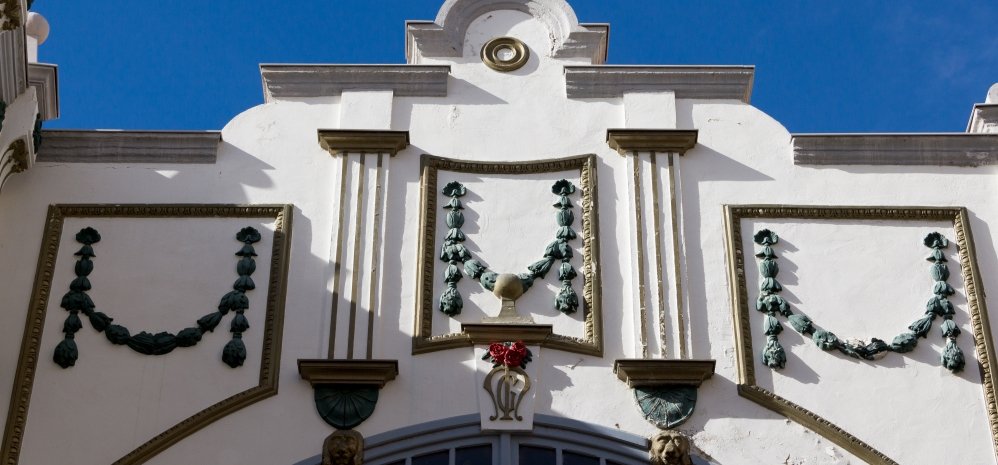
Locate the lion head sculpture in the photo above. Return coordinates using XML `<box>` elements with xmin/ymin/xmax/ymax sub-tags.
<box><xmin>321</xmin><ymin>430</ymin><xmax>364</xmax><ymax>465</ymax></box>
<box><xmin>649</xmin><ymin>430</ymin><xmax>693</xmax><ymax>465</ymax></box>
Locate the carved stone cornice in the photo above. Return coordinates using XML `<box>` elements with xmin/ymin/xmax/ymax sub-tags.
<box><xmin>968</xmin><ymin>104</ymin><xmax>998</xmax><ymax>134</ymax></box>
<box><xmin>318</xmin><ymin>130</ymin><xmax>410</xmax><ymax>157</ymax></box>
<box><xmin>36</xmin><ymin>130</ymin><xmax>220</xmax><ymax>163</ymax></box>
<box><xmin>260</xmin><ymin>64</ymin><xmax>449</xmax><ymax>101</ymax></box>
<box><xmin>606</xmin><ymin>129</ymin><xmax>699</xmax><ymax>156</ymax></box>
<box><xmin>462</xmin><ymin>323</ymin><xmax>554</xmax><ymax>345</ymax></box>
<box><xmin>565</xmin><ymin>66</ymin><xmax>755</xmax><ymax>101</ymax></box>
<box><xmin>792</xmin><ymin>133</ymin><xmax>998</xmax><ymax>166</ymax></box>
<box><xmin>297</xmin><ymin>359</ymin><xmax>399</xmax><ymax>388</ymax></box>
<box><xmin>26</xmin><ymin>62</ymin><xmax>56</xmax><ymax>120</ymax></box>
<box><xmin>613</xmin><ymin>359</ymin><xmax>716</xmax><ymax>388</ymax></box>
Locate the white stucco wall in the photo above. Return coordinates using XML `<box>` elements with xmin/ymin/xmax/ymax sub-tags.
<box><xmin>0</xmin><ymin>4</ymin><xmax>996</xmax><ymax>465</ymax></box>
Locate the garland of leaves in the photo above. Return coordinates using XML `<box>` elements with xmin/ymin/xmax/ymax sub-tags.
<box><xmin>753</xmin><ymin>229</ymin><xmax>964</xmax><ymax>373</ymax></box>
<box><xmin>438</xmin><ymin>181</ymin><xmax>472</xmax><ymax>316</ymax></box>
<box><xmin>32</xmin><ymin>112</ymin><xmax>42</xmax><ymax>149</ymax></box>
<box><xmin>54</xmin><ymin>226</ymin><xmax>261</xmax><ymax>369</ymax></box>
<box><xmin>438</xmin><ymin>179</ymin><xmax>580</xmax><ymax>316</ymax></box>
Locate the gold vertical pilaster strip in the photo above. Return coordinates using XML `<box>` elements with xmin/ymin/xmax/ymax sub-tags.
<box><xmin>631</xmin><ymin>153</ymin><xmax>649</xmax><ymax>359</ymax></box>
<box><xmin>328</xmin><ymin>156</ymin><xmax>349</xmax><ymax>359</ymax></box>
<box><xmin>668</xmin><ymin>154</ymin><xmax>688</xmax><ymax>359</ymax></box>
<box><xmin>346</xmin><ymin>154</ymin><xmax>367</xmax><ymax>360</ymax></box>
<box><xmin>648</xmin><ymin>155</ymin><xmax>668</xmax><ymax>358</ymax></box>
<box><xmin>366</xmin><ymin>153</ymin><xmax>385</xmax><ymax>360</ymax></box>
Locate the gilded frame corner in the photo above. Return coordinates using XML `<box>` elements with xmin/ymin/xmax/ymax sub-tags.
<box><xmin>723</xmin><ymin>205</ymin><xmax>998</xmax><ymax>465</ymax></box>
<box><xmin>1</xmin><ymin>204</ymin><xmax>294</xmax><ymax>465</ymax></box>
<box><xmin>414</xmin><ymin>154</ymin><xmax>603</xmax><ymax>357</ymax></box>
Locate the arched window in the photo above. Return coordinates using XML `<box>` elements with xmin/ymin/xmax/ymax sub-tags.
<box><xmin>294</xmin><ymin>414</ymin><xmax>709</xmax><ymax>465</ymax></box>
<box><xmin>295</xmin><ymin>414</ymin><xmax>709</xmax><ymax>465</ymax></box>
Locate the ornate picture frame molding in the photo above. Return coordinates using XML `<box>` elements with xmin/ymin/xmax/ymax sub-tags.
<box><xmin>414</xmin><ymin>154</ymin><xmax>603</xmax><ymax>357</ymax></box>
<box><xmin>723</xmin><ymin>204</ymin><xmax>998</xmax><ymax>465</ymax></box>
<box><xmin>0</xmin><ymin>204</ymin><xmax>294</xmax><ymax>465</ymax></box>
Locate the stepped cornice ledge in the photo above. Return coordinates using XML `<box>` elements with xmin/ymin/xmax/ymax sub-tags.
<box><xmin>968</xmin><ymin>104</ymin><xmax>998</xmax><ymax>133</ymax></box>
<box><xmin>793</xmin><ymin>133</ymin><xmax>998</xmax><ymax>167</ymax></box>
<box><xmin>564</xmin><ymin>65</ymin><xmax>755</xmax><ymax>102</ymax></box>
<box><xmin>260</xmin><ymin>64</ymin><xmax>450</xmax><ymax>102</ymax></box>
<box><xmin>37</xmin><ymin>130</ymin><xmax>221</xmax><ymax>164</ymax></box>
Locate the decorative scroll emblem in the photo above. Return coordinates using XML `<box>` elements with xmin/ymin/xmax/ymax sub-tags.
<box><xmin>752</xmin><ymin>229</ymin><xmax>964</xmax><ymax>373</ymax></box>
<box><xmin>482</xmin><ymin>341</ymin><xmax>533</xmax><ymax>421</ymax></box>
<box><xmin>54</xmin><ymin>226</ymin><xmax>262</xmax><ymax>368</ymax></box>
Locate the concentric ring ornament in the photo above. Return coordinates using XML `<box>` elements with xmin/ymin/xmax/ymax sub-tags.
<box><xmin>481</xmin><ymin>37</ymin><xmax>530</xmax><ymax>72</ymax></box>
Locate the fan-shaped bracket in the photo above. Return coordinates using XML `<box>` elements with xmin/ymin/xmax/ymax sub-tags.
<box><xmin>298</xmin><ymin>359</ymin><xmax>399</xmax><ymax>430</ymax></box>
<box><xmin>613</xmin><ymin>359</ymin><xmax>715</xmax><ymax>429</ymax></box>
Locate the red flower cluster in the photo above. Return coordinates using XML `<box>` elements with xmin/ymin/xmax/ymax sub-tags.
<box><xmin>485</xmin><ymin>341</ymin><xmax>531</xmax><ymax>368</ymax></box>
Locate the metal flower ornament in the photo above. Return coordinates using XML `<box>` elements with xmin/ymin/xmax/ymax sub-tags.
<box><xmin>53</xmin><ymin>226</ymin><xmax>262</xmax><ymax>369</ymax></box>
<box><xmin>752</xmin><ymin>229</ymin><xmax>964</xmax><ymax>373</ymax></box>
<box><xmin>482</xmin><ymin>341</ymin><xmax>533</xmax><ymax>421</ymax></box>
<box><xmin>439</xmin><ymin>179</ymin><xmax>581</xmax><ymax>319</ymax></box>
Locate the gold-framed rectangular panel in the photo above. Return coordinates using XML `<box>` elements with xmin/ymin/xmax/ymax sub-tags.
<box><xmin>414</xmin><ymin>154</ymin><xmax>603</xmax><ymax>356</ymax></box>
<box><xmin>724</xmin><ymin>205</ymin><xmax>998</xmax><ymax>465</ymax></box>
<box><xmin>1</xmin><ymin>204</ymin><xmax>294</xmax><ymax>465</ymax></box>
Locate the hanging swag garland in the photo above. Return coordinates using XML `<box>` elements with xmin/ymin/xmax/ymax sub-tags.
<box><xmin>54</xmin><ymin>226</ymin><xmax>262</xmax><ymax>369</ymax></box>
<box><xmin>753</xmin><ymin>229</ymin><xmax>965</xmax><ymax>373</ymax></box>
<box><xmin>437</xmin><ymin>179</ymin><xmax>580</xmax><ymax>316</ymax></box>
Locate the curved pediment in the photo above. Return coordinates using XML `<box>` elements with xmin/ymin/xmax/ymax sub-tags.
<box><xmin>406</xmin><ymin>0</ymin><xmax>607</xmax><ymax>64</ymax></box>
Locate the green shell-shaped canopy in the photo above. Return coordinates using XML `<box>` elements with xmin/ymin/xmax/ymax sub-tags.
<box><xmin>634</xmin><ymin>386</ymin><xmax>698</xmax><ymax>429</ymax></box>
<box><xmin>314</xmin><ymin>386</ymin><xmax>380</xmax><ymax>430</ymax></box>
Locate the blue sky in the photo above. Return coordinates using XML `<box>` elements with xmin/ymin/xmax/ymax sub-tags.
<box><xmin>33</xmin><ymin>1</ymin><xmax>997</xmax><ymax>133</ymax></box>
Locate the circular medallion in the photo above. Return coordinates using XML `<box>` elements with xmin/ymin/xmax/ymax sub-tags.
<box><xmin>481</xmin><ymin>37</ymin><xmax>530</xmax><ymax>72</ymax></box>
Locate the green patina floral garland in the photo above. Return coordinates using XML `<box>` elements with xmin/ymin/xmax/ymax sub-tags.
<box><xmin>753</xmin><ymin>229</ymin><xmax>964</xmax><ymax>373</ymax></box>
<box><xmin>438</xmin><ymin>179</ymin><xmax>580</xmax><ymax>316</ymax></box>
<box><xmin>54</xmin><ymin>226</ymin><xmax>262</xmax><ymax>369</ymax></box>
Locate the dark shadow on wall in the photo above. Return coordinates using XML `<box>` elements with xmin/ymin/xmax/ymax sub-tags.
<box><xmin>673</xmin><ymin>143</ymin><xmax>774</xmax><ymax>362</ymax></box>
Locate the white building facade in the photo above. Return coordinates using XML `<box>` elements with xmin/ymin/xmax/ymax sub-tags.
<box><xmin>2</xmin><ymin>1</ymin><xmax>998</xmax><ymax>464</ymax></box>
